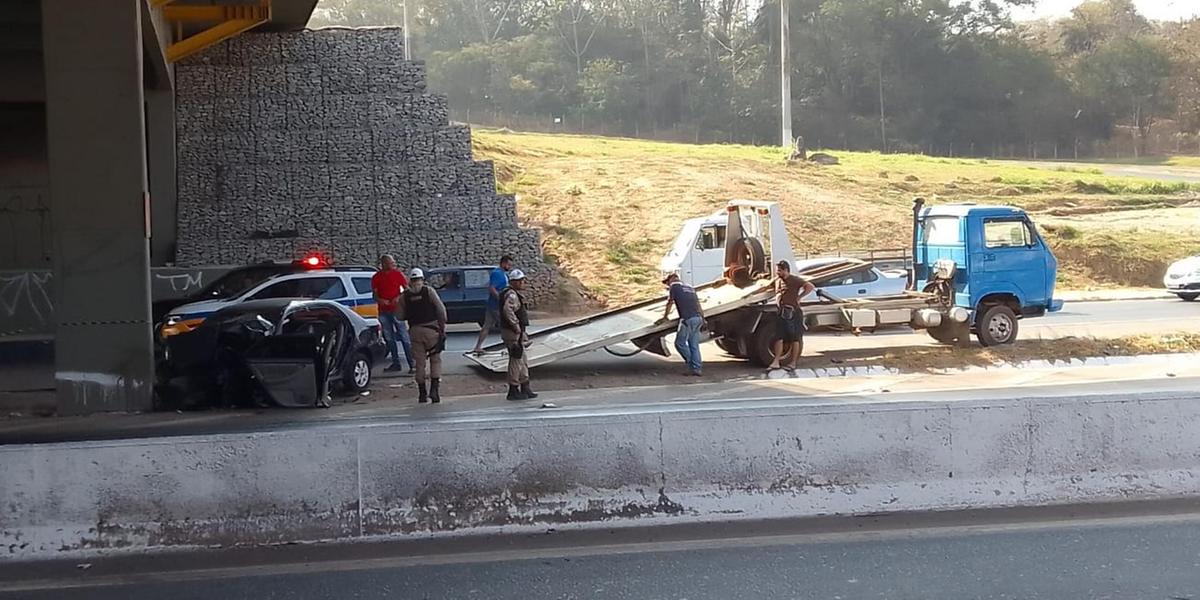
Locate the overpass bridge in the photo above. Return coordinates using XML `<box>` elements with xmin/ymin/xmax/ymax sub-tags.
<box><xmin>0</xmin><ymin>1</ymin><xmax>318</xmax><ymax>415</ymax></box>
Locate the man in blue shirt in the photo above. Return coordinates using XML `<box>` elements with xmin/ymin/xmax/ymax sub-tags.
<box><xmin>660</xmin><ymin>273</ymin><xmax>706</xmax><ymax>376</ymax></box>
<box><xmin>472</xmin><ymin>255</ymin><xmax>514</xmax><ymax>355</ymax></box>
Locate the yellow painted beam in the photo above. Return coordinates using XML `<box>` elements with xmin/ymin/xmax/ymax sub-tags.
<box><xmin>166</xmin><ymin>17</ymin><xmax>266</xmax><ymax>62</ymax></box>
<box><xmin>162</xmin><ymin>0</ymin><xmax>272</xmax><ymax>64</ymax></box>
<box><xmin>163</xmin><ymin>5</ymin><xmax>269</xmax><ymax>23</ymax></box>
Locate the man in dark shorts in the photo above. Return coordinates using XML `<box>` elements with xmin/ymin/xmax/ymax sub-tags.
<box><xmin>770</xmin><ymin>260</ymin><xmax>815</xmax><ymax>370</ymax></box>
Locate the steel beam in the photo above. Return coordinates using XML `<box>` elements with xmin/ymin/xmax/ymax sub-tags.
<box><xmin>162</xmin><ymin>2</ymin><xmax>271</xmax><ymax>63</ymax></box>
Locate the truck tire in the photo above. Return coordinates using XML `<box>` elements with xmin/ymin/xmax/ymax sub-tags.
<box><xmin>749</xmin><ymin>319</ymin><xmax>781</xmax><ymax>368</ymax></box>
<box><xmin>976</xmin><ymin>305</ymin><xmax>1019</xmax><ymax>346</ymax></box>
<box><xmin>1179</xmin><ymin>293</ymin><xmax>1198</xmax><ymax>302</ymax></box>
<box><xmin>730</xmin><ymin>237</ymin><xmax>767</xmax><ymax>278</ymax></box>
<box><xmin>715</xmin><ymin>336</ymin><xmax>748</xmax><ymax>359</ymax></box>
<box><xmin>928</xmin><ymin>320</ymin><xmax>971</xmax><ymax>347</ymax></box>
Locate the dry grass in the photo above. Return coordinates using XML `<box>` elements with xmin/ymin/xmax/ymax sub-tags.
<box><xmin>472</xmin><ymin>129</ymin><xmax>1200</xmax><ymax>305</ymax></box>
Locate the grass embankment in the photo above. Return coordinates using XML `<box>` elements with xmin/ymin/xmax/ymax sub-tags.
<box><xmin>472</xmin><ymin>130</ymin><xmax>1200</xmax><ymax>305</ymax></box>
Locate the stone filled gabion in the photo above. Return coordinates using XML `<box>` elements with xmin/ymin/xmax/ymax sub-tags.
<box><xmin>175</xmin><ymin>28</ymin><xmax>550</xmax><ymax>304</ymax></box>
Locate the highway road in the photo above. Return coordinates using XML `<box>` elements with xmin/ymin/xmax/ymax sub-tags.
<box><xmin>1010</xmin><ymin>159</ymin><xmax>1200</xmax><ymax>184</ymax></box>
<box><xmin>437</xmin><ymin>297</ymin><xmax>1199</xmax><ymax>375</ymax></box>
<box><xmin>6</xmin><ymin>501</ymin><xmax>1200</xmax><ymax>599</ymax></box>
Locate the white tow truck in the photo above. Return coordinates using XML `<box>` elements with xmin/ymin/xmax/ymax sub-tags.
<box><xmin>467</xmin><ymin>198</ymin><xmax>1060</xmax><ymax>372</ymax></box>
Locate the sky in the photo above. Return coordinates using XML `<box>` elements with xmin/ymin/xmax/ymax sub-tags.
<box><xmin>1011</xmin><ymin>0</ymin><xmax>1200</xmax><ymax>21</ymax></box>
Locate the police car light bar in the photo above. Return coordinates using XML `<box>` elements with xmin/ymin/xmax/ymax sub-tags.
<box><xmin>297</xmin><ymin>254</ymin><xmax>329</xmax><ymax>268</ymax></box>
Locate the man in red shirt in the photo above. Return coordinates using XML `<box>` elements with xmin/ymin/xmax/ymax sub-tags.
<box><xmin>372</xmin><ymin>254</ymin><xmax>414</xmax><ymax>373</ymax></box>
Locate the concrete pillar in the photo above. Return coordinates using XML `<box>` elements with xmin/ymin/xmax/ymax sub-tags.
<box><xmin>41</xmin><ymin>0</ymin><xmax>155</xmax><ymax>414</ymax></box>
<box><xmin>147</xmin><ymin>89</ymin><xmax>177</xmax><ymax>266</ymax></box>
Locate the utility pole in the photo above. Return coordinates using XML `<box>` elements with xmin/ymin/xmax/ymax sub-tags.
<box><xmin>780</xmin><ymin>0</ymin><xmax>791</xmax><ymax>148</ymax></box>
<box><xmin>403</xmin><ymin>0</ymin><xmax>411</xmax><ymax>60</ymax></box>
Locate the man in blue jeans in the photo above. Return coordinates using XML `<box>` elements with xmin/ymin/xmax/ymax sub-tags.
<box><xmin>660</xmin><ymin>273</ymin><xmax>706</xmax><ymax>376</ymax></box>
<box><xmin>371</xmin><ymin>254</ymin><xmax>415</xmax><ymax>373</ymax></box>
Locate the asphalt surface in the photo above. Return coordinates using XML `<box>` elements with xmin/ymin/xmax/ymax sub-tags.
<box><xmin>7</xmin><ymin>502</ymin><xmax>1200</xmax><ymax>599</ymax></box>
<box><xmin>439</xmin><ymin>298</ymin><xmax>1197</xmax><ymax>376</ymax></box>
<box><xmin>1011</xmin><ymin>159</ymin><xmax>1200</xmax><ymax>184</ymax></box>
<box><xmin>2</xmin><ymin>353</ymin><xmax>1195</xmax><ymax>444</ymax></box>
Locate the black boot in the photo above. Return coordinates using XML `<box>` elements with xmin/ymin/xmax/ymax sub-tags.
<box><xmin>418</xmin><ymin>382</ymin><xmax>428</xmax><ymax>403</ymax></box>
<box><xmin>506</xmin><ymin>385</ymin><xmax>527</xmax><ymax>401</ymax></box>
<box><xmin>430</xmin><ymin>379</ymin><xmax>441</xmax><ymax>404</ymax></box>
<box><xmin>520</xmin><ymin>381</ymin><xmax>538</xmax><ymax>399</ymax></box>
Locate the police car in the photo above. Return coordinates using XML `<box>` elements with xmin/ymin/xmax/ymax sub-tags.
<box><xmin>159</xmin><ymin>258</ymin><xmax>379</xmax><ymax>340</ymax></box>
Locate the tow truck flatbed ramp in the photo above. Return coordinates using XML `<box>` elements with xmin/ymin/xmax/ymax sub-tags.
<box><xmin>464</xmin><ymin>280</ymin><xmax>774</xmax><ymax>373</ymax></box>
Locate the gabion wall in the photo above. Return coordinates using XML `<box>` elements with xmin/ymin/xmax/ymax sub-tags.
<box><xmin>174</xmin><ymin>28</ymin><xmax>549</xmax><ymax>302</ymax></box>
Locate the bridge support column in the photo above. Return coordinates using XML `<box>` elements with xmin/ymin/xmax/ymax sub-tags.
<box><xmin>148</xmin><ymin>89</ymin><xmax>177</xmax><ymax>267</ymax></box>
<box><xmin>42</xmin><ymin>1</ymin><xmax>155</xmax><ymax>414</ymax></box>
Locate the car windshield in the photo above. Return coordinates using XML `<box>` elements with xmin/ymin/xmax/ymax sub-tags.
<box><xmin>198</xmin><ymin>268</ymin><xmax>282</xmax><ymax>300</ymax></box>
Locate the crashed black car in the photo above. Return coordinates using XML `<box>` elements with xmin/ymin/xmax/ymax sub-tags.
<box><xmin>160</xmin><ymin>299</ymin><xmax>386</xmax><ymax>408</ymax></box>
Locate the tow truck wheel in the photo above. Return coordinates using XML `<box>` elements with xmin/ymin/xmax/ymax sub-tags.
<box><xmin>749</xmin><ymin>320</ymin><xmax>779</xmax><ymax>367</ymax></box>
<box><xmin>1180</xmin><ymin>293</ymin><xmax>1198</xmax><ymax>302</ymax></box>
<box><xmin>976</xmin><ymin>305</ymin><xmax>1019</xmax><ymax>346</ymax></box>
<box><xmin>343</xmin><ymin>352</ymin><xmax>372</xmax><ymax>393</ymax></box>
<box><xmin>715</xmin><ymin>337</ymin><xmax>748</xmax><ymax>359</ymax></box>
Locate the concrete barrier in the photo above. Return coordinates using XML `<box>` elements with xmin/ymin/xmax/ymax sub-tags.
<box><xmin>4</xmin><ymin>390</ymin><xmax>1200</xmax><ymax>559</ymax></box>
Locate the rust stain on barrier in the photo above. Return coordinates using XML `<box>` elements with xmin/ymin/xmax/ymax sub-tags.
<box><xmin>362</xmin><ymin>488</ymin><xmax>685</xmax><ymax>537</ymax></box>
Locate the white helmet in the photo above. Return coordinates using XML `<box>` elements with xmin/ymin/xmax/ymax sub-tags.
<box><xmin>508</xmin><ymin>268</ymin><xmax>526</xmax><ymax>281</ymax></box>
<box><xmin>409</xmin><ymin>267</ymin><xmax>424</xmax><ymax>279</ymax></box>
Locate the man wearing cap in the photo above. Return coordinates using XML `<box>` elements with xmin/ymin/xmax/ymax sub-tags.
<box><xmin>770</xmin><ymin>260</ymin><xmax>816</xmax><ymax>371</ymax></box>
<box><xmin>500</xmin><ymin>269</ymin><xmax>536</xmax><ymax>400</ymax></box>
<box><xmin>660</xmin><ymin>273</ymin><xmax>706</xmax><ymax>376</ymax></box>
<box><xmin>398</xmin><ymin>268</ymin><xmax>448</xmax><ymax>403</ymax></box>
<box><xmin>371</xmin><ymin>254</ymin><xmax>414</xmax><ymax>373</ymax></box>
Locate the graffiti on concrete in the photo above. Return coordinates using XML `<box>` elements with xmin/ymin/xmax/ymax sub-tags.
<box><xmin>0</xmin><ymin>187</ymin><xmax>52</xmax><ymax>265</ymax></box>
<box><xmin>0</xmin><ymin>270</ymin><xmax>54</xmax><ymax>336</ymax></box>
<box><xmin>154</xmin><ymin>270</ymin><xmax>205</xmax><ymax>294</ymax></box>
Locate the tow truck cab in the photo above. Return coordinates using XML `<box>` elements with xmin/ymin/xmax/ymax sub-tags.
<box><xmin>915</xmin><ymin>203</ymin><xmax>1063</xmax><ymax>344</ymax></box>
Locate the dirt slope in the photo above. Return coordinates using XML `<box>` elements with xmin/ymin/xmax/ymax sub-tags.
<box><xmin>473</xmin><ymin>130</ymin><xmax>1200</xmax><ymax>306</ymax></box>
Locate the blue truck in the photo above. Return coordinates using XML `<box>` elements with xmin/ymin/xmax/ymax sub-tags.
<box><xmin>702</xmin><ymin>199</ymin><xmax>1064</xmax><ymax>366</ymax></box>
<box><xmin>465</xmin><ymin>199</ymin><xmax>1064</xmax><ymax>374</ymax></box>
<box><xmin>912</xmin><ymin>199</ymin><xmax>1064</xmax><ymax>347</ymax></box>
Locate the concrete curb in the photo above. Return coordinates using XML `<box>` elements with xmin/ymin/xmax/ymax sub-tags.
<box><xmin>770</xmin><ymin>352</ymin><xmax>1199</xmax><ymax>380</ymax></box>
<box><xmin>4</xmin><ymin>385</ymin><xmax>1200</xmax><ymax>560</ymax></box>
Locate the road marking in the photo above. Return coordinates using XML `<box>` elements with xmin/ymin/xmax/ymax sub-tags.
<box><xmin>7</xmin><ymin>511</ymin><xmax>1200</xmax><ymax>592</ymax></box>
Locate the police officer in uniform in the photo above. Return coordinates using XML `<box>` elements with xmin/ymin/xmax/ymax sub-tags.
<box><xmin>397</xmin><ymin>268</ymin><xmax>448</xmax><ymax>403</ymax></box>
<box><xmin>500</xmin><ymin>269</ymin><xmax>536</xmax><ymax>400</ymax></box>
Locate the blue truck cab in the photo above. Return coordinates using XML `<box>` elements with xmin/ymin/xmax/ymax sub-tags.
<box><xmin>915</xmin><ymin>203</ymin><xmax>1063</xmax><ymax>346</ymax></box>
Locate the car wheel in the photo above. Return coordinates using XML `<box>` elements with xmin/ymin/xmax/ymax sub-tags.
<box><xmin>976</xmin><ymin>305</ymin><xmax>1019</xmax><ymax>346</ymax></box>
<box><xmin>343</xmin><ymin>352</ymin><xmax>372</xmax><ymax>393</ymax></box>
<box><xmin>1179</xmin><ymin>293</ymin><xmax>1198</xmax><ymax>302</ymax></box>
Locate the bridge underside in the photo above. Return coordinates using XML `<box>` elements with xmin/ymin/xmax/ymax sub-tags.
<box><xmin>0</xmin><ymin>1</ymin><xmax>315</xmax><ymax>415</ymax></box>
